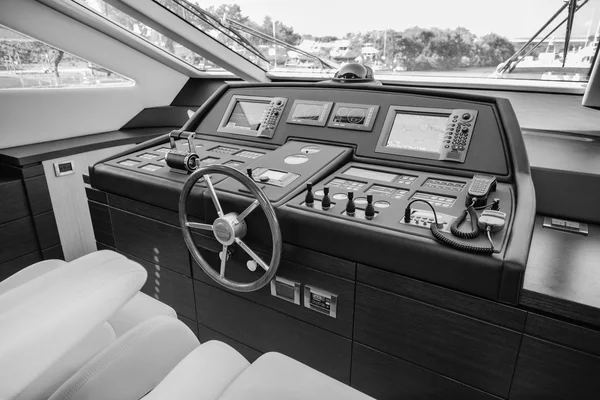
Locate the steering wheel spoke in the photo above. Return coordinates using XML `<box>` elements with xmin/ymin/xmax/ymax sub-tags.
<box><xmin>219</xmin><ymin>245</ymin><xmax>228</xmax><ymax>277</ymax></box>
<box><xmin>235</xmin><ymin>238</ymin><xmax>269</xmax><ymax>271</ymax></box>
<box><xmin>204</xmin><ymin>174</ymin><xmax>224</xmax><ymax>217</ymax></box>
<box><xmin>236</xmin><ymin>200</ymin><xmax>260</xmax><ymax>223</ymax></box>
<box><xmin>186</xmin><ymin>222</ymin><xmax>213</xmax><ymax>231</ymax></box>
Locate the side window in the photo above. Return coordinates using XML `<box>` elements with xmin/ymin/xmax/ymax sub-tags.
<box><xmin>0</xmin><ymin>25</ymin><xmax>133</xmax><ymax>89</ymax></box>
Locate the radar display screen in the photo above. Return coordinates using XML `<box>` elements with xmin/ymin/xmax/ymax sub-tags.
<box><xmin>225</xmin><ymin>101</ymin><xmax>270</xmax><ymax>131</ymax></box>
<box><xmin>385</xmin><ymin>113</ymin><xmax>449</xmax><ymax>154</ymax></box>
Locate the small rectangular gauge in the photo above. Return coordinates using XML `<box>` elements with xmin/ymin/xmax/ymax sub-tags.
<box><xmin>328</xmin><ymin>102</ymin><xmax>379</xmax><ymax>131</ymax></box>
<box><xmin>287</xmin><ymin>100</ymin><xmax>333</xmax><ymax>126</ymax></box>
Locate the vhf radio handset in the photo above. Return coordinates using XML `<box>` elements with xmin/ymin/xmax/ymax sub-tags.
<box><xmin>466</xmin><ymin>174</ymin><xmax>497</xmax><ymax>206</ymax></box>
<box><xmin>405</xmin><ymin>174</ymin><xmax>504</xmax><ymax>255</ymax></box>
<box><xmin>165</xmin><ymin>131</ymin><xmax>200</xmax><ymax>173</ymax></box>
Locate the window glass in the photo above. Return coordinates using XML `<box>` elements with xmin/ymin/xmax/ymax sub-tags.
<box><xmin>0</xmin><ymin>24</ymin><xmax>133</xmax><ymax>89</ymax></box>
<box><xmin>73</xmin><ymin>0</ymin><xmax>227</xmax><ymax>72</ymax></box>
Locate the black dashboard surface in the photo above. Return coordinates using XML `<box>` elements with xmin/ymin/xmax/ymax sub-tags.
<box><xmin>91</xmin><ymin>82</ymin><xmax>535</xmax><ymax>304</ymax></box>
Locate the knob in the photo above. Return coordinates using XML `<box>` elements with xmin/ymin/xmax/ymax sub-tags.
<box><xmin>305</xmin><ymin>182</ymin><xmax>314</xmax><ymax>207</ymax></box>
<box><xmin>322</xmin><ymin>186</ymin><xmax>331</xmax><ymax>210</ymax></box>
<box><xmin>346</xmin><ymin>192</ymin><xmax>355</xmax><ymax>216</ymax></box>
<box><xmin>259</xmin><ymin>175</ymin><xmax>269</xmax><ymax>183</ymax></box>
<box><xmin>365</xmin><ymin>195</ymin><xmax>375</xmax><ymax>220</ymax></box>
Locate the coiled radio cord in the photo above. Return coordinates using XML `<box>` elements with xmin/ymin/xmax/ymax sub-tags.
<box><xmin>405</xmin><ymin>199</ymin><xmax>495</xmax><ymax>255</ymax></box>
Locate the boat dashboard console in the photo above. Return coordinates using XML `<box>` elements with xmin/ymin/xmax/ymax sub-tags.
<box><xmin>91</xmin><ymin>82</ymin><xmax>535</xmax><ymax>304</ymax></box>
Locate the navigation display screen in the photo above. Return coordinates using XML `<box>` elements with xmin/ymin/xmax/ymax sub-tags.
<box><xmin>344</xmin><ymin>167</ymin><xmax>397</xmax><ymax>182</ymax></box>
<box><xmin>385</xmin><ymin>113</ymin><xmax>448</xmax><ymax>153</ymax></box>
<box><xmin>225</xmin><ymin>101</ymin><xmax>269</xmax><ymax>131</ymax></box>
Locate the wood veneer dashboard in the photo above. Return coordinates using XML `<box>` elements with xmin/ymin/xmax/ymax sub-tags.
<box><xmin>90</xmin><ymin>82</ymin><xmax>535</xmax><ymax>304</ymax></box>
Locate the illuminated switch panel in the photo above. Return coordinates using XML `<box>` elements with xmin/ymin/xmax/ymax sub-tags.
<box><xmin>118</xmin><ymin>159</ymin><xmax>141</xmax><ymax>167</ymax></box>
<box><xmin>423</xmin><ymin>178</ymin><xmax>465</xmax><ymax>192</ymax></box>
<box><xmin>328</xmin><ymin>178</ymin><xmax>366</xmax><ymax>191</ymax></box>
<box><xmin>236</xmin><ymin>150</ymin><xmax>264</xmax><ymax>159</ymax></box>
<box><xmin>410</xmin><ymin>192</ymin><xmax>456</xmax><ymax>208</ymax></box>
<box><xmin>155</xmin><ymin>146</ymin><xmax>171</xmax><ymax>153</ymax></box>
<box><xmin>139</xmin><ymin>153</ymin><xmax>158</xmax><ymax>160</ymax></box>
<box><xmin>140</xmin><ymin>164</ymin><xmax>163</xmax><ymax>172</ymax></box>
<box><xmin>397</xmin><ymin>175</ymin><xmax>418</xmax><ymax>185</ymax></box>
<box><xmin>211</xmin><ymin>146</ymin><xmax>239</xmax><ymax>154</ymax></box>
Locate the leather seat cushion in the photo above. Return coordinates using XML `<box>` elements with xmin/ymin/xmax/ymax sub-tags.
<box><xmin>219</xmin><ymin>352</ymin><xmax>375</xmax><ymax>400</ymax></box>
<box><xmin>142</xmin><ymin>340</ymin><xmax>250</xmax><ymax>400</ymax></box>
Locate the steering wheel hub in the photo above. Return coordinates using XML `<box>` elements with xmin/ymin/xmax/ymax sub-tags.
<box><xmin>213</xmin><ymin>213</ymin><xmax>246</xmax><ymax>245</ymax></box>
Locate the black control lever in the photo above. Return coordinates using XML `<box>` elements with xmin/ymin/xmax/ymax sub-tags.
<box><xmin>322</xmin><ymin>187</ymin><xmax>331</xmax><ymax>210</ymax></box>
<box><xmin>346</xmin><ymin>192</ymin><xmax>355</xmax><ymax>216</ymax></box>
<box><xmin>246</xmin><ymin>168</ymin><xmax>253</xmax><ymax>179</ymax></box>
<box><xmin>305</xmin><ymin>182</ymin><xmax>314</xmax><ymax>207</ymax></box>
<box><xmin>365</xmin><ymin>194</ymin><xmax>375</xmax><ymax>220</ymax></box>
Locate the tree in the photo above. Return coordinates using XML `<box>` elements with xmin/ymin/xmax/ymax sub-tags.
<box><xmin>472</xmin><ymin>33</ymin><xmax>515</xmax><ymax>67</ymax></box>
<box><xmin>261</xmin><ymin>16</ymin><xmax>301</xmax><ymax>45</ymax></box>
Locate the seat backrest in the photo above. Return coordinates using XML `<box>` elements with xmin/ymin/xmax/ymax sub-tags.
<box><xmin>0</xmin><ymin>250</ymin><xmax>146</xmax><ymax>399</ymax></box>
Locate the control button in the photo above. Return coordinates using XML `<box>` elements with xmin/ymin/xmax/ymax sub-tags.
<box><xmin>551</xmin><ymin>219</ymin><xmax>566</xmax><ymax>226</ymax></box>
<box><xmin>333</xmin><ymin>193</ymin><xmax>348</xmax><ymax>200</ymax></box>
<box><xmin>315</xmin><ymin>189</ymin><xmax>324</xmax><ymax>197</ymax></box>
<box><xmin>462</xmin><ymin>113</ymin><xmax>471</xmax><ymax>120</ymax></box>
<box><xmin>461</xmin><ymin>127</ymin><xmax>469</xmax><ymax>133</ymax></box>
<box><xmin>246</xmin><ymin>260</ymin><xmax>257</xmax><ymax>272</ymax></box>
<box><xmin>566</xmin><ymin>221</ymin><xmax>580</xmax><ymax>229</ymax></box>
<box><xmin>354</xmin><ymin>197</ymin><xmax>367</xmax><ymax>205</ymax></box>
<box><xmin>374</xmin><ymin>201</ymin><xmax>390</xmax><ymax>208</ymax></box>
<box><xmin>301</xmin><ymin>145</ymin><xmax>321</xmax><ymax>154</ymax></box>
<box><xmin>285</xmin><ymin>154</ymin><xmax>309</xmax><ymax>165</ymax></box>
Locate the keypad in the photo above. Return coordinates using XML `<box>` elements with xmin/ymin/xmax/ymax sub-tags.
<box><xmin>155</xmin><ymin>147</ymin><xmax>170</xmax><ymax>153</ymax></box>
<box><xmin>328</xmin><ymin>178</ymin><xmax>366</xmax><ymax>191</ymax></box>
<box><xmin>211</xmin><ymin>146</ymin><xmax>239</xmax><ymax>154</ymax></box>
<box><xmin>410</xmin><ymin>192</ymin><xmax>456</xmax><ymax>207</ymax></box>
<box><xmin>397</xmin><ymin>175</ymin><xmax>417</xmax><ymax>185</ymax></box>
<box><xmin>423</xmin><ymin>179</ymin><xmax>465</xmax><ymax>192</ymax></box>
<box><xmin>236</xmin><ymin>150</ymin><xmax>264</xmax><ymax>159</ymax></box>
<box><xmin>139</xmin><ymin>153</ymin><xmax>158</xmax><ymax>160</ymax></box>
<box><xmin>118</xmin><ymin>159</ymin><xmax>140</xmax><ymax>167</ymax></box>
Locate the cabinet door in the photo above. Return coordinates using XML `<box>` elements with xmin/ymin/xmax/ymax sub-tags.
<box><xmin>354</xmin><ymin>284</ymin><xmax>521</xmax><ymax>398</ymax></box>
<box><xmin>510</xmin><ymin>335</ymin><xmax>600</xmax><ymax>400</ymax></box>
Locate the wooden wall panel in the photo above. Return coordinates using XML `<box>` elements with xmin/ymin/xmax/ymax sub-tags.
<box><xmin>510</xmin><ymin>335</ymin><xmax>600</xmax><ymax>400</ymax></box>
<box><xmin>23</xmin><ymin>175</ymin><xmax>52</xmax><ymax>215</ymax></box>
<box><xmin>352</xmin><ymin>343</ymin><xmax>499</xmax><ymax>400</ymax></box>
<box><xmin>121</xmin><ymin>251</ymin><xmax>196</xmax><ymax>321</ymax></box>
<box><xmin>111</xmin><ymin>209</ymin><xmax>191</xmax><ymax>277</ymax></box>
<box><xmin>358</xmin><ymin>264</ymin><xmax>526</xmax><ymax>331</ymax></box>
<box><xmin>197</xmin><ymin>322</ymin><xmax>262</xmax><ymax>363</ymax></box>
<box><xmin>195</xmin><ymin>280</ymin><xmax>352</xmax><ymax>383</ymax></box>
<box><xmin>42</xmin><ymin>144</ymin><xmax>133</xmax><ymax>261</ymax></box>
<box><xmin>88</xmin><ymin>201</ymin><xmax>115</xmax><ymax>248</ymax></box>
<box><xmin>354</xmin><ymin>284</ymin><xmax>521</xmax><ymax>398</ymax></box>
<box><xmin>0</xmin><ymin>217</ymin><xmax>38</xmax><ymax>264</ymax></box>
<box><xmin>193</xmin><ymin>252</ymin><xmax>355</xmax><ymax>338</ymax></box>
<box><xmin>33</xmin><ymin>211</ymin><xmax>60</xmax><ymax>250</ymax></box>
<box><xmin>0</xmin><ymin>178</ymin><xmax>29</xmax><ymax>224</ymax></box>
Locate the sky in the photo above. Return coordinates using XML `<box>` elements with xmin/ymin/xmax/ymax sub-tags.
<box><xmin>196</xmin><ymin>0</ymin><xmax>600</xmax><ymax>39</ymax></box>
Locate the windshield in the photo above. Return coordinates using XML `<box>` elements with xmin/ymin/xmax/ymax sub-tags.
<box><xmin>181</xmin><ymin>0</ymin><xmax>600</xmax><ymax>84</ymax></box>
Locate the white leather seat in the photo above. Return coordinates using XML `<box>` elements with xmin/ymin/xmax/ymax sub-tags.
<box><xmin>0</xmin><ymin>251</ymin><xmax>194</xmax><ymax>400</ymax></box>
<box><xmin>144</xmin><ymin>342</ymin><xmax>375</xmax><ymax>400</ymax></box>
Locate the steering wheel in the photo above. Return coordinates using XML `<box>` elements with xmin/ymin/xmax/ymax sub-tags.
<box><xmin>178</xmin><ymin>165</ymin><xmax>282</xmax><ymax>292</ymax></box>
